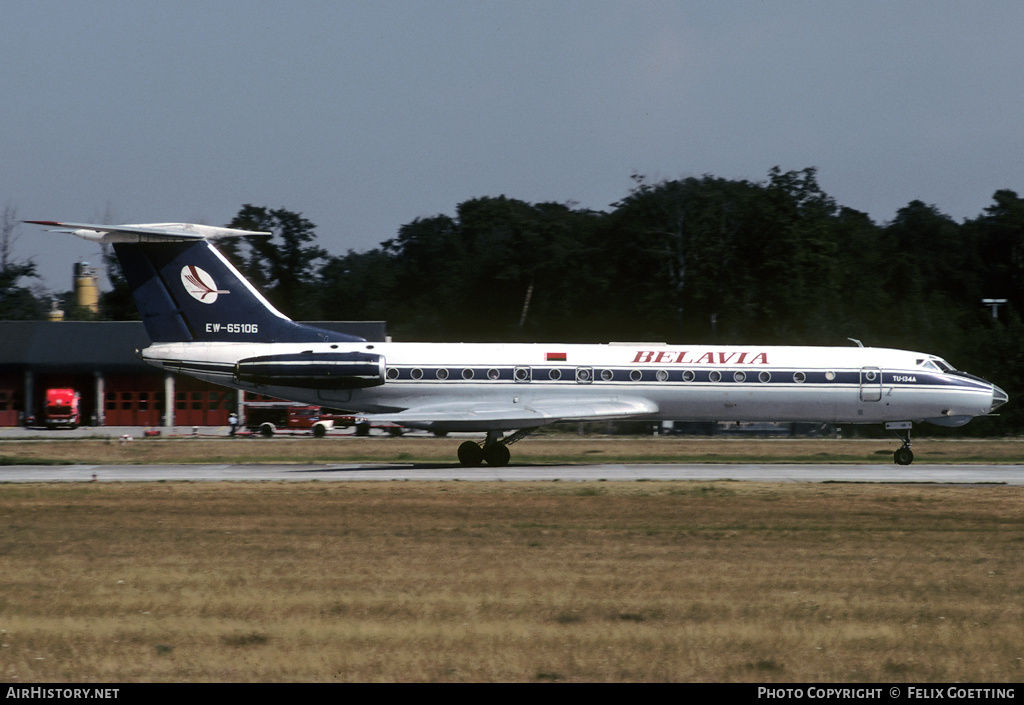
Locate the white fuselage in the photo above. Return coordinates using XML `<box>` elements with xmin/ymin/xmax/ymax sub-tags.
<box><xmin>141</xmin><ymin>341</ymin><xmax>1004</xmax><ymax>432</ymax></box>
<box><xmin>27</xmin><ymin>220</ymin><xmax>1006</xmax><ymax>459</ymax></box>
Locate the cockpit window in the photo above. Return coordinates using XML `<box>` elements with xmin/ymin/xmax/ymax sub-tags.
<box><xmin>920</xmin><ymin>357</ymin><xmax>955</xmax><ymax>372</ymax></box>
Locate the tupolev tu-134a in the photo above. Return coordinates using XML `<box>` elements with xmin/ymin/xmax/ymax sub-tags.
<box><xmin>27</xmin><ymin>220</ymin><xmax>1008</xmax><ymax>467</ymax></box>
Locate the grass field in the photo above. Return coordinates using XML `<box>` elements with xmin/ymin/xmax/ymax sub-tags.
<box><xmin>1</xmin><ymin>434</ymin><xmax>1023</xmax><ymax>466</ymax></box>
<box><xmin>1</xmin><ymin>479</ymin><xmax>1023</xmax><ymax>682</ymax></box>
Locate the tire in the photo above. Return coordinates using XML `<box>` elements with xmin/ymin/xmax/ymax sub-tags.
<box><xmin>313</xmin><ymin>423</ymin><xmax>327</xmax><ymax>438</ymax></box>
<box><xmin>483</xmin><ymin>444</ymin><xmax>511</xmax><ymax>467</ymax></box>
<box><xmin>894</xmin><ymin>447</ymin><xmax>914</xmax><ymax>465</ymax></box>
<box><xmin>260</xmin><ymin>422</ymin><xmax>275</xmax><ymax>438</ymax></box>
<box><xmin>458</xmin><ymin>441</ymin><xmax>484</xmax><ymax>467</ymax></box>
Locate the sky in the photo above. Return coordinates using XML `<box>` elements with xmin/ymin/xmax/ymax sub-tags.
<box><xmin>3</xmin><ymin>1</ymin><xmax>1024</xmax><ymax>292</ymax></box>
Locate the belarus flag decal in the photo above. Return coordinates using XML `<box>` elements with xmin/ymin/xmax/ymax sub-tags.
<box><xmin>545</xmin><ymin>352</ymin><xmax>567</xmax><ymax>362</ymax></box>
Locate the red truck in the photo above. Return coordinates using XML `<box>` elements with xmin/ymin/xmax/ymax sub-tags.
<box><xmin>243</xmin><ymin>403</ymin><xmax>401</xmax><ymax>437</ymax></box>
<box><xmin>245</xmin><ymin>404</ymin><xmax>334</xmax><ymax>437</ymax></box>
<box><xmin>44</xmin><ymin>388</ymin><xmax>81</xmax><ymax>429</ymax></box>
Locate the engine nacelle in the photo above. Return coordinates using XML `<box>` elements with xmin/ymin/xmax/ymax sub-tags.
<box><xmin>235</xmin><ymin>351</ymin><xmax>385</xmax><ymax>389</ymax></box>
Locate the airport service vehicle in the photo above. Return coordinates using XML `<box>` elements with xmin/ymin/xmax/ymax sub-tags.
<box><xmin>27</xmin><ymin>221</ymin><xmax>1008</xmax><ymax>466</ymax></box>
<box><xmin>242</xmin><ymin>403</ymin><xmax>395</xmax><ymax>437</ymax></box>
<box><xmin>243</xmin><ymin>403</ymin><xmax>333</xmax><ymax>437</ymax></box>
<box><xmin>43</xmin><ymin>388</ymin><xmax>81</xmax><ymax>429</ymax></box>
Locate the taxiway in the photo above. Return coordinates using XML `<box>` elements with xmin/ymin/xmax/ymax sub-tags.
<box><xmin>1</xmin><ymin>462</ymin><xmax>1021</xmax><ymax>484</ymax></box>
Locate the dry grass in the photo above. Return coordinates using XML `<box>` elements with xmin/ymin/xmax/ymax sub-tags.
<box><xmin>1</xmin><ymin>435</ymin><xmax>1023</xmax><ymax>465</ymax></box>
<box><xmin>0</xmin><ymin>481</ymin><xmax>1022</xmax><ymax>682</ymax></box>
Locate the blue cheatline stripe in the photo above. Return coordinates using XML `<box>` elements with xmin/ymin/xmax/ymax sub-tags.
<box><xmin>380</xmin><ymin>366</ymin><xmax>984</xmax><ymax>390</ymax></box>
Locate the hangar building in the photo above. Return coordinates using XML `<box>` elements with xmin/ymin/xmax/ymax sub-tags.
<box><xmin>0</xmin><ymin>321</ymin><xmax>386</xmax><ymax>428</ymax></box>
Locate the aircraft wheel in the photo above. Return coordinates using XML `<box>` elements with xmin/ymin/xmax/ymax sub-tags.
<box><xmin>458</xmin><ymin>441</ymin><xmax>484</xmax><ymax>467</ymax></box>
<box><xmin>894</xmin><ymin>447</ymin><xmax>914</xmax><ymax>465</ymax></box>
<box><xmin>483</xmin><ymin>443</ymin><xmax>511</xmax><ymax>467</ymax></box>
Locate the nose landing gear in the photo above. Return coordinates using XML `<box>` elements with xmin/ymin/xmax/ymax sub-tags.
<box><xmin>887</xmin><ymin>422</ymin><xmax>914</xmax><ymax>465</ymax></box>
<box><xmin>894</xmin><ymin>441</ymin><xmax>914</xmax><ymax>466</ymax></box>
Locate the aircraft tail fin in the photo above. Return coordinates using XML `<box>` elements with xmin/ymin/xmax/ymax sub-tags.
<box><xmin>28</xmin><ymin>221</ymin><xmax>363</xmax><ymax>344</ymax></box>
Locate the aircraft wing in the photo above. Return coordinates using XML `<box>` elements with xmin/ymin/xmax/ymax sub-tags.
<box><xmin>362</xmin><ymin>396</ymin><xmax>659</xmax><ymax>432</ymax></box>
<box><xmin>24</xmin><ymin>221</ymin><xmax>271</xmax><ymax>243</ymax></box>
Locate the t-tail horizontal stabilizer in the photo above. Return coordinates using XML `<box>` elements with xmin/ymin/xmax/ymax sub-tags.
<box><xmin>26</xmin><ymin>221</ymin><xmax>364</xmax><ymax>345</ymax></box>
<box><xmin>23</xmin><ymin>220</ymin><xmax>273</xmax><ymax>242</ymax></box>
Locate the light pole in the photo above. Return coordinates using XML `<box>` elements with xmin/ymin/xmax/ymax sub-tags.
<box><xmin>982</xmin><ymin>298</ymin><xmax>1007</xmax><ymax>319</ymax></box>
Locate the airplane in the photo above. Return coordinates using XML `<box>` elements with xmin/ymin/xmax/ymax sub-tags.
<box><xmin>27</xmin><ymin>220</ymin><xmax>1009</xmax><ymax>467</ymax></box>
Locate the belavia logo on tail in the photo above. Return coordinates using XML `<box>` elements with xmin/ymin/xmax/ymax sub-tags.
<box><xmin>181</xmin><ymin>265</ymin><xmax>229</xmax><ymax>304</ymax></box>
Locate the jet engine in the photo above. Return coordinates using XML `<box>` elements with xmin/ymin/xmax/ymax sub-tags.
<box><xmin>235</xmin><ymin>351</ymin><xmax>385</xmax><ymax>389</ymax></box>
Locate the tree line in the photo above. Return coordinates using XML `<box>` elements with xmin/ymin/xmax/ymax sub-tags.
<box><xmin>3</xmin><ymin>167</ymin><xmax>1022</xmax><ymax>431</ymax></box>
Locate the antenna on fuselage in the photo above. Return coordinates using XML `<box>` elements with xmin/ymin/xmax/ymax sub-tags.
<box><xmin>848</xmin><ymin>338</ymin><xmax>864</xmax><ymax>347</ymax></box>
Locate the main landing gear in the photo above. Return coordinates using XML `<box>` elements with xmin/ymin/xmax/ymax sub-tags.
<box><xmin>457</xmin><ymin>430</ymin><xmax>533</xmax><ymax>467</ymax></box>
<box><xmin>887</xmin><ymin>422</ymin><xmax>914</xmax><ymax>466</ymax></box>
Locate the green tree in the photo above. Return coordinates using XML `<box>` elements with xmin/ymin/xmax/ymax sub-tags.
<box><xmin>0</xmin><ymin>207</ymin><xmax>43</xmax><ymax>320</ymax></box>
<box><xmin>829</xmin><ymin>206</ymin><xmax>888</xmax><ymax>338</ymax></box>
<box><xmin>372</xmin><ymin>198</ymin><xmax>606</xmax><ymax>341</ymax></box>
<box><xmin>380</xmin><ymin>213</ymin><xmax>462</xmax><ymax>339</ymax></box>
<box><xmin>753</xmin><ymin>166</ymin><xmax>842</xmax><ymax>343</ymax></box>
<box><xmin>316</xmin><ymin>248</ymin><xmax>396</xmax><ymax>323</ymax></box>
<box><xmin>452</xmin><ymin>196</ymin><xmax>603</xmax><ymax>341</ymax></box>
<box><xmin>225</xmin><ymin>205</ymin><xmax>327</xmax><ymax>319</ymax></box>
<box><xmin>877</xmin><ymin>200</ymin><xmax>976</xmax><ymax>354</ymax></box>
<box><xmin>98</xmin><ymin>244</ymin><xmax>139</xmax><ymax>320</ymax></box>
<box><xmin>602</xmin><ymin>168</ymin><xmax>846</xmax><ymax>344</ymax></box>
<box><xmin>966</xmin><ymin>189</ymin><xmax>1024</xmax><ymax>315</ymax></box>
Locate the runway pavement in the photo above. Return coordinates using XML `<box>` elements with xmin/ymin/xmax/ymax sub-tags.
<box><xmin>2</xmin><ymin>426</ymin><xmax>1021</xmax><ymax>484</ymax></box>
<box><xmin>1</xmin><ymin>462</ymin><xmax>1021</xmax><ymax>484</ymax></box>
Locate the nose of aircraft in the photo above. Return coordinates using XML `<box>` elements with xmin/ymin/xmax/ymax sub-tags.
<box><xmin>991</xmin><ymin>384</ymin><xmax>1009</xmax><ymax>413</ymax></box>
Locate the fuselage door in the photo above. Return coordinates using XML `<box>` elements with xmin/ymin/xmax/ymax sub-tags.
<box><xmin>859</xmin><ymin>367</ymin><xmax>882</xmax><ymax>402</ymax></box>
